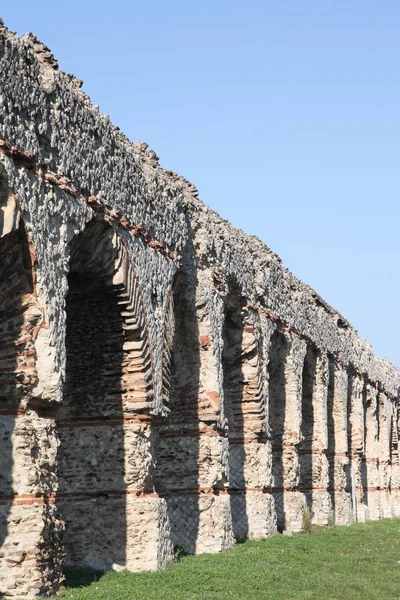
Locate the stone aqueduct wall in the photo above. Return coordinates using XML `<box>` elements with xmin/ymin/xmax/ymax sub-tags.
<box><xmin>0</xmin><ymin>21</ymin><xmax>399</xmax><ymax>598</ymax></box>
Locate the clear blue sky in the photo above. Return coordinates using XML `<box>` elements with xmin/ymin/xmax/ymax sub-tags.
<box><xmin>2</xmin><ymin>2</ymin><xmax>400</xmax><ymax>367</ymax></box>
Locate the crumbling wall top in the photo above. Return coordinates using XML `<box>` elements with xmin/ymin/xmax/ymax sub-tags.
<box><xmin>0</xmin><ymin>19</ymin><xmax>398</xmax><ymax>399</ymax></box>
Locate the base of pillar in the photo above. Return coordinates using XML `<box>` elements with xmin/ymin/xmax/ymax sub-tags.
<box><xmin>165</xmin><ymin>493</ymin><xmax>235</xmax><ymax>554</ymax></box>
<box><xmin>380</xmin><ymin>492</ymin><xmax>394</xmax><ymax>520</ymax></box>
<box><xmin>392</xmin><ymin>495</ymin><xmax>400</xmax><ymax>518</ymax></box>
<box><xmin>367</xmin><ymin>491</ymin><xmax>382</xmax><ymax>521</ymax></box>
<box><xmin>126</xmin><ymin>497</ymin><xmax>173</xmax><ymax>571</ymax></box>
<box><xmin>61</xmin><ymin>495</ymin><xmax>172</xmax><ymax>573</ymax></box>
<box><xmin>230</xmin><ymin>491</ymin><xmax>277</xmax><ymax>541</ymax></box>
<box><xmin>308</xmin><ymin>490</ymin><xmax>331</xmax><ymax>525</ymax></box>
<box><xmin>333</xmin><ymin>491</ymin><xmax>353</xmax><ymax>525</ymax></box>
<box><xmin>356</xmin><ymin>504</ymin><xmax>369</xmax><ymax>523</ymax></box>
<box><xmin>0</xmin><ymin>501</ymin><xmax>63</xmax><ymax>599</ymax></box>
<box><xmin>275</xmin><ymin>491</ymin><xmax>307</xmax><ymax>532</ymax></box>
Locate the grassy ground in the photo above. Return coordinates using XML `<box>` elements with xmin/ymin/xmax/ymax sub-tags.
<box><xmin>56</xmin><ymin>520</ymin><xmax>400</xmax><ymax>600</ymax></box>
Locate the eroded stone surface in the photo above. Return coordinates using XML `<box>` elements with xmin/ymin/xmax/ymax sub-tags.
<box><xmin>0</xmin><ymin>20</ymin><xmax>400</xmax><ymax>598</ymax></box>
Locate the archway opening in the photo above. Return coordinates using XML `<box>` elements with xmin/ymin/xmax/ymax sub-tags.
<box><xmin>154</xmin><ymin>270</ymin><xmax>202</xmax><ymax>554</ymax></box>
<box><xmin>222</xmin><ymin>284</ymin><xmax>246</xmax><ymax>540</ymax></box>
<box><xmin>59</xmin><ymin>221</ymin><xmax>128</xmax><ymax>570</ymax></box>
<box><xmin>268</xmin><ymin>330</ymin><xmax>289</xmax><ymax>531</ymax></box>
<box><xmin>299</xmin><ymin>346</ymin><xmax>318</xmax><ymax>512</ymax></box>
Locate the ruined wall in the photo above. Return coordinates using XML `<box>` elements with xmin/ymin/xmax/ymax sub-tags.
<box><xmin>0</xmin><ymin>20</ymin><xmax>399</xmax><ymax>599</ymax></box>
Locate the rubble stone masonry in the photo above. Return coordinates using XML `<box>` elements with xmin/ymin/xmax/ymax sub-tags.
<box><xmin>0</xmin><ymin>20</ymin><xmax>399</xmax><ymax>598</ymax></box>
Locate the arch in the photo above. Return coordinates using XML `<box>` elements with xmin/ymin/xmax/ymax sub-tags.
<box><xmin>57</xmin><ymin>218</ymin><xmax>156</xmax><ymax>571</ymax></box>
<box><xmin>222</xmin><ymin>280</ymin><xmax>244</xmax><ymax>437</ymax></box>
<box><xmin>63</xmin><ymin>220</ymin><xmax>154</xmax><ymax>415</ymax></box>
<box><xmin>0</xmin><ymin>220</ymin><xmax>42</xmax><ymax>404</ymax></box>
<box><xmin>325</xmin><ymin>357</ymin><xmax>352</xmax><ymax>525</ymax></box>
<box><xmin>391</xmin><ymin>404</ymin><xmax>400</xmax><ymax>517</ymax></box>
<box><xmin>154</xmin><ymin>266</ymin><xmax>202</xmax><ymax>553</ymax></box>
<box><xmin>0</xmin><ymin>218</ymin><xmax>41</xmax><ymax>546</ymax></box>
<box><xmin>221</xmin><ymin>280</ymin><xmax>266</xmax><ymax>541</ymax></box>
<box><xmin>268</xmin><ymin>329</ymin><xmax>290</xmax><ymax>531</ymax></box>
<box><xmin>390</xmin><ymin>403</ymin><xmax>399</xmax><ymax>465</ymax></box>
<box><xmin>161</xmin><ymin>284</ymin><xmax>175</xmax><ymax>409</ymax></box>
<box><xmin>298</xmin><ymin>345</ymin><xmax>318</xmax><ymax>512</ymax></box>
<box><xmin>222</xmin><ymin>281</ymin><xmax>265</xmax><ymax>439</ymax></box>
<box><xmin>378</xmin><ymin>391</ymin><xmax>394</xmax><ymax>518</ymax></box>
<box><xmin>222</xmin><ymin>282</ymin><xmax>246</xmax><ymax>540</ymax></box>
<box><xmin>159</xmin><ymin>270</ymin><xmax>201</xmax><ymax>427</ymax></box>
<box><xmin>362</xmin><ymin>383</ymin><xmax>379</xmax><ymax>519</ymax></box>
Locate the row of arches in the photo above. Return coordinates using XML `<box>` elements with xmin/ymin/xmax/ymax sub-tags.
<box><xmin>1</xmin><ymin>209</ymin><xmax>399</xmax><ymax>596</ymax></box>
<box><xmin>52</xmin><ymin>221</ymin><xmax>400</xmax><ymax>556</ymax></box>
<box><xmin>158</xmin><ymin>275</ymin><xmax>400</xmax><ymax>555</ymax></box>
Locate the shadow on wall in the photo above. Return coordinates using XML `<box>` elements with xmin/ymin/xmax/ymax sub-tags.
<box><xmin>57</xmin><ymin>220</ymin><xmax>127</xmax><ymax>570</ymax></box>
<box><xmin>222</xmin><ymin>279</ymin><xmax>248</xmax><ymax>541</ymax></box>
<box><xmin>346</xmin><ymin>369</ymin><xmax>366</xmax><ymax>522</ymax></box>
<box><xmin>346</xmin><ymin>370</ymin><xmax>356</xmax><ymax>518</ymax></box>
<box><xmin>327</xmin><ymin>355</ymin><xmax>336</xmax><ymax>518</ymax></box>
<box><xmin>361</xmin><ymin>380</ymin><xmax>373</xmax><ymax>518</ymax></box>
<box><xmin>269</xmin><ymin>330</ymin><xmax>290</xmax><ymax>532</ymax></box>
<box><xmin>154</xmin><ymin>216</ymin><xmax>201</xmax><ymax>554</ymax></box>
<box><xmin>299</xmin><ymin>346</ymin><xmax>317</xmax><ymax>514</ymax></box>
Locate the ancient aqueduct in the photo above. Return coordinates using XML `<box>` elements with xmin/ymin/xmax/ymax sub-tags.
<box><xmin>1</xmin><ymin>20</ymin><xmax>400</xmax><ymax>598</ymax></box>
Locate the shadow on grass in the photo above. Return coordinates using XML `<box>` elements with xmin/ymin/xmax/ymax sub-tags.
<box><xmin>63</xmin><ymin>567</ymin><xmax>105</xmax><ymax>589</ymax></box>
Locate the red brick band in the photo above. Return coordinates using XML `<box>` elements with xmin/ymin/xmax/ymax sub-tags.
<box><xmin>0</xmin><ymin>489</ymin><xmax>159</xmax><ymax>506</ymax></box>
<box><xmin>3</xmin><ymin>485</ymin><xmax>400</xmax><ymax>506</ymax></box>
<box><xmin>57</xmin><ymin>415</ymin><xmax>151</xmax><ymax>428</ymax></box>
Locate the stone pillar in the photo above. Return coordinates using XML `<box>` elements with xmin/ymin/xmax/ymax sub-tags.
<box><xmin>378</xmin><ymin>392</ymin><xmax>393</xmax><ymax>518</ymax></box>
<box><xmin>156</xmin><ymin>281</ymin><xmax>234</xmax><ymax>555</ymax></box>
<box><xmin>227</xmin><ymin>309</ymin><xmax>275</xmax><ymax>542</ymax></box>
<box><xmin>304</xmin><ymin>351</ymin><xmax>330</xmax><ymax>525</ymax></box>
<box><xmin>0</xmin><ymin>220</ymin><xmax>63</xmax><ymax>598</ymax></box>
<box><xmin>363</xmin><ymin>384</ymin><xmax>381</xmax><ymax>520</ymax></box>
<box><xmin>270</xmin><ymin>332</ymin><xmax>306</xmax><ymax>532</ymax></box>
<box><xmin>58</xmin><ymin>416</ymin><xmax>172</xmax><ymax>572</ymax></box>
<box><xmin>0</xmin><ymin>410</ymin><xmax>62</xmax><ymax>598</ymax></box>
<box><xmin>390</xmin><ymin>404</ymin><xmax>400</xmax><ymax>517</ymax></box>
<box><xmin>347</xmin><ymin>373</ymin><xmax>367</xmax><ymax>522</ymax></box>
<box><xmin>326</xmin><ymin>361</ymin><xmax>352</xmax><ymax>525</ymax></box>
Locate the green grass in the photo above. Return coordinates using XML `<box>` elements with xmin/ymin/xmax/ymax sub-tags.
<box><xmin>55</xmin><ymin>520</ymin><xmax>400</xmax><ymax>600</ymax></box>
